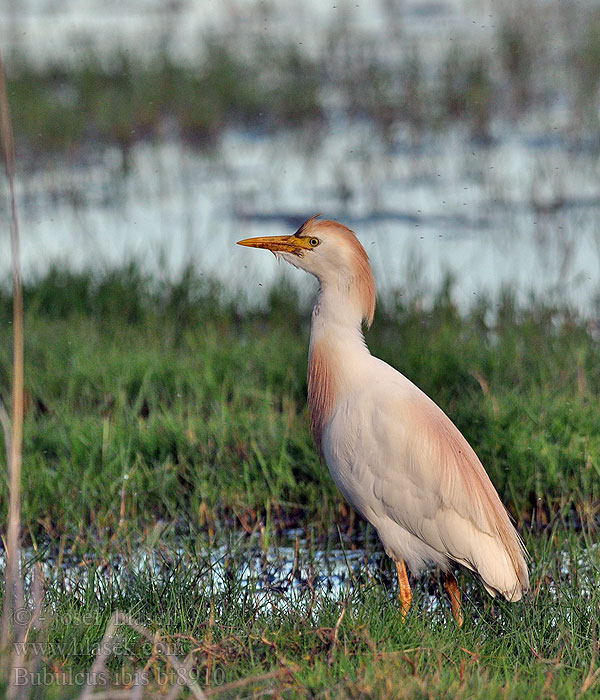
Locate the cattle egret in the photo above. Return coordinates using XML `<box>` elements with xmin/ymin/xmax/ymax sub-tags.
<box><xmin>237</xmin><ymin>215</ymin><xmax>528</xmax><ymax>623</ymax></box>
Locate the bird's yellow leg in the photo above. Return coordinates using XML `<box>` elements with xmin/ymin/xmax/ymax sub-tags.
<box><xmin>394</xmin><ymin>560</ymin><xmax>412</xmax><ymax>621</ymax></box>
<box><xmin>443</xmin><ymin>571</ymin><xmax>463</xmax><ymax>627</ymax></box>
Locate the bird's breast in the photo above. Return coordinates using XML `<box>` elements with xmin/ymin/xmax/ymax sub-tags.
<box><xmin>307</xmin><ymin>334</ymin><xmax>375</xmax><ymax>452</ymax></box>
<box><xmin>307</xmin><ymin>340</ymin><xmax>338</xmax><ymax>452</ymax></box>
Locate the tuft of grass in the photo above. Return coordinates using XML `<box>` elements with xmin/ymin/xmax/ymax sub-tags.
<box><xmin>571</xmin><ymin>9</ymin><xmax>600</xmax><ymax>122</ymax></box>
<box><xmin>440</xmin><ymin>48</ymin><xmax>493</xmax><ymax>141</ymax></box>
<box><xmin>498</xmin><ymin>18</ymin><xmax>535</xmax><ymax>114</ymax></box>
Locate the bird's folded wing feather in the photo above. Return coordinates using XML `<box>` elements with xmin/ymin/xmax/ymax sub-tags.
<box><xmin>326</xmin><ymin>373</ymin><xmax>528</xmax><ymax>597</ymax></box>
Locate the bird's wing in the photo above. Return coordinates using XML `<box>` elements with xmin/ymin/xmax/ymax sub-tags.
<box><xmin>325</xmin><ymin>371</ymin><xmax>528</xmax><ymax>600</ymax></box>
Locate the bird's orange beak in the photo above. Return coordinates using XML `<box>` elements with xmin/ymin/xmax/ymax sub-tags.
<box><xmin>236</xmin><ymin>235</ymin><xmax>311</xmax><ymax>256</ymax></box>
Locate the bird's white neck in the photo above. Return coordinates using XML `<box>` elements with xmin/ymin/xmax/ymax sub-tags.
<box><xmin>307</xmin><ymin>284</ymin><xmax>371</xmax><ymax>450</ymax></box>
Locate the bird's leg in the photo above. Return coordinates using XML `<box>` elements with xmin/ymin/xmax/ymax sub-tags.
<box><xmin>394</xmin><ymin>560</ymin><xmax>412</xmax><ymax>621</ymax></box>
<box><xmin>442</xmin><ymin>571</ymin><xmax>463</xmax><ymax>627</ymax></box>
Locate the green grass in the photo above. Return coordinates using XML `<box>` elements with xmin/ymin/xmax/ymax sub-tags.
<box><xmin>1</xmin><ymin>265</ymin><xmax>600</xmax><ymax>697</ymax></box>
<box><xmin>1</xmin><ymin>266</ymin><xmax>598</xmax><ymax>537</ymax></box>
<box><xmin>5</xmin><ymin>527</ymin><xmax>600</xmax><ymax>698</ymax></box>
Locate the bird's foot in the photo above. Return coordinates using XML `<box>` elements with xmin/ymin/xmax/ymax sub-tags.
<box><xmin>395</xmin><ymin>560</ymin><xmax>412</xmax><ymax>621</ymax></box>
<box><xmin>443</xmin><ymin>571</ymin><xmax>463</xmax><ymax>627</ymax></box>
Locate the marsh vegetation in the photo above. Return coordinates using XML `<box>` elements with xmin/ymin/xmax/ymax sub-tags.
<box><xmin>1</xmin><ymin>268</ymin><xmax>600</xmax><ymax>697</ymax></box>
<box><xmin>1</xmin><ymin>0</ymin><xmax>600</xmax><ymax>696</ymax></box>
<box><xmin>5</xmin><ymin>6</ymin><xmax>600</xmax><ymax>157</ymax></box>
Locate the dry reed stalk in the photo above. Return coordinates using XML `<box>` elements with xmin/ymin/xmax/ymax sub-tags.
<box><xmin>79</xmin><ymin>612</ymin><xmax>208</xmax><ymax>700</ymax></box>
<box><xmin>0</xmin><ymin>42</ymin><xmax>27</xmax><ymax>699</ymax></box>
<box><xmin>0</xmin><ymin>398</ymin><xmax>11</xmax><ymax>472</ymax></box>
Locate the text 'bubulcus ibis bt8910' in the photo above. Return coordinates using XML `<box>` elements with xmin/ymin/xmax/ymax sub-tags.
<box><xmin>237</xmin><ymin>215</ymin><xmax>528</xmax><ymax>624</ymax></box>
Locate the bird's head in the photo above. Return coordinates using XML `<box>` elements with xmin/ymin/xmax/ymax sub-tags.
<box><xmin>237</xmin><ymin>215</ymin><xmax>375</xmax><ymax>327</ymax></box>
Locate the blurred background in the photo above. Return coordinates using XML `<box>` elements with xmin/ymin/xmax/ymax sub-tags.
<box><xmin>1</xmin><ymin>0</ymin><xmax>599</xmax><ymax>310</ymax></box>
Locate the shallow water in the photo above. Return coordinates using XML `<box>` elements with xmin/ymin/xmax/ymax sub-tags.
<box><xmin>6</xmin><ymin>529</ymin><xmax>596</xmax><ymax>621</ymax></box>
<box><xmin>2</xmin><ymin>530</ymin><xmax>404</xmax><ymax>618</ymax></box>
<box><xmin>3</xmin><ymin>122</ymin><xmax>600</xmax><ymax>313</ymax></box>
<box><xmin>25</xmin><ymin>530</ymin><xmax>384</xmax><ymax>597</ymax></box>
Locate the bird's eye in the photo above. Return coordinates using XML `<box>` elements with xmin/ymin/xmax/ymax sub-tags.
<box><xmin>309</xmin><ymin>237</ymin><xmax>320</xmax><ymax>247</ymax></box>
